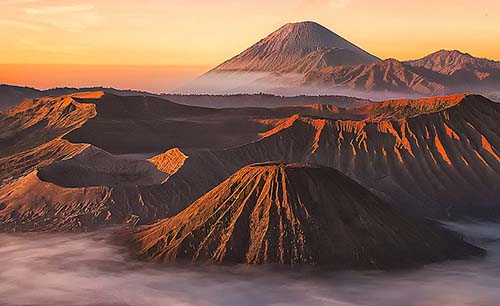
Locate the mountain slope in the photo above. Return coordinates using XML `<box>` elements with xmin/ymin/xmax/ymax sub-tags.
<box><xmin>181</xmin><ymin>21</ymin><xmax>380</xmax><ymax>94</ymax></box>
<box><xmin>211</xmin><ymin>21</ymin><xmax>379</xmax><ymax>73</ymax></box>
<box><xmin>304</xmin><ymin>59</ymin><xmax>446</xmax><ymax>96</ymax></box>
<box><xmin>132</xmin><ymin>163</ymin><xmax>482</xmax><ymax>268</ymax></box>
<box><xmin>303</xmin><ymin>50</ymin><xmax>500</xmax><ymax>97</ymax></box>
<box><xmin>0</xmin><ymin>91</ymin><xmax>372</xmax><ymax>231</ymax></box>
<box><xmin>405</xmin><ymin>50</ymin><xmax>500</xmax><ymax>92</ymax></box>
<box><xmin>151</xmin><ymin>94</ymin><xmax>500</xmax><ymax>220</ymax></box>
<box><xmin>2</xmin><ymin>93</ymin><xmax>500</xmax><ymax>231</ymax></box>
<box><xmin>0</xmin><ymin>84</ymin><xmax>158</xmax><ymax>111</ymax></box>
<box><xmin>405</xmin><ymin>50</ymin><xmax>500</xmax><ymax>76</ymax></box>
<box><xmin>180</xmin><ymin>22</ymin><xmax>500</xmax><ymax>97</ymax></box>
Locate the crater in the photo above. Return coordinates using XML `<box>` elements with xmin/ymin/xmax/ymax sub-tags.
<box><xmin>37</xmin><ymin>146</ymin><xmax>169</xmax><ymax>188</ymax></box>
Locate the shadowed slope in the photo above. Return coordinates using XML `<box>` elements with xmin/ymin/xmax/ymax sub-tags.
<box><xmin>132</xmin><ymin>163</ymin><xmax>482</xmax><ymax>268</ymax></box>
<box><xmin>163</xmin><ymin>93</ymin><xmax>371</xmax><ymax>108</ymax></box>
<box><xmin>0</xmin><ymin>93</ymin><xmax>97</xmax><ymax>158</ymax></box>
<box><xmin>211</xmin><ymin>21</ymin><xmax>379</xmax><ymax>73</ymax></box>
<box><xmin>0</xmin><ymin>144</ymin><xmax>193</xmax><ymax>231</ymax></box>
<box><xmin>63</xmin><ymin>92</ymin><xmax>345</xmax><ymax>154</ymax></box>
<box><xmin>304</xmin><ymin>50</ymin><xmax>500</xmax><ymax>97</ymax></box>
<box><xmin>154</xmin><ymin>94</ymin><xmax>500</xmax><ymax>219</ymax></box>
<box><xmin>0</xmin><ymin>91</ymin><xmax>371</xmax><ymax>231</ymax></box>
<box><xmin>37</xmin><ymin>145</ymin><xmax>169</xmax><ymax>188</ymax></box>
<box><xmin>303</xmin><ymin>59</ymin><xmax>446</xmax><ymax>96</ymax></box>
<box><xmin>406</xmin><ymin>50</ymin><xmax>500</xmax><ymax>76</ymax></box>
<box><xmin>0</xmin><ymin>84</ymin><xmax>372</xmax><ymax>110</ymax></box>
<box><xmin>0</xmin><ymin>84</ymin><xmax>159</xmax><ymax>111</ymax></box>
<box><xmin>2</xmin><ymin>94</ymin><xmax>500</xmax><ymax>231</ymax></box>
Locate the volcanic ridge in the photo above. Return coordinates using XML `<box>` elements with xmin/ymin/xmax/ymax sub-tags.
<box><xmin>132</xmin><ymin>163</ymin><xmax>482</xmax><ymax>268</ymax></box>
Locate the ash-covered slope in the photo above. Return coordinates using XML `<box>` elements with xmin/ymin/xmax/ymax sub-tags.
<box><xmin>0</xmin><ymin>91</ymin><xmax>372</xmax><ymax>231</ymax></box>
<box><xmin>2</xmin><ymin>93</ymin><xmax>500</xmax><ymax>231</ymax></box>
<box><xmin>0</xmin><ymin>144</ymin><xmax>191</xmax><ymax>231</ymax></box>
<box><xmin>181</xmin><ymin>21</ymin><xmax>380</xmax><ymax>94</ymax></box>
<box><xmin>405</xmin><ymin>50</ymin><xmax>500</xmax><ymax>76</ymax></box>
<box><xmin>304</xmin><ymin>50</ymin><xmax>500</xmax><ymax>97</ymax></box>
<box><xmin>303</xmin><ymin>59</ymin><xmax>447</xmax><ymax>96</ymax></box>
<box><xmin>153</xmin><ymin>94</ymin><xmax>500</xmax><ymax>220</ymax></box>
<box><xmin>211</xmin><ymin>21</ymin><xmax>379</xmax><ymax>73</ymax></box>
<box><xmin>132</xmin><ymin>163</ymin><xmax>482</xmax><ymax>268</ymax></box>
<box><xmin>0</xmin><ymin>84</ymin><xmax>159</xmax><ymax>111</ymax></box>
<box><xmin>53</xmin><ymin>92</ymin><xmax>277</xmax><ymax>154</ymax></box>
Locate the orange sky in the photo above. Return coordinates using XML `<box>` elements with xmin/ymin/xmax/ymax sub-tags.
<box><xmin>1</xmin><ymin>0</ymin><xmax>499</xmax><ymax>92</ymax></box>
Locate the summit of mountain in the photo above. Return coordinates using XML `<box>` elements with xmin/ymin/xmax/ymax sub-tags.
<box><xmin>210</xmin><ymin>21</ymin><xmax>380</xmax><ymax>74</ymax></box>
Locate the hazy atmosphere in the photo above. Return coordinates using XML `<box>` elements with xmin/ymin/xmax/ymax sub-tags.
<box><xmin>1</xmin><ymin>0</ymin><xmax>499</xmax><ymax>91</ymax></box>
<box><xmin>1</xmin><ymin>223</ymin><xmax>499</xmax><ymax>306</ymax></box>
<box><xmin>2</xmin><ymin>1</ymin><xmax>500</xmax><ymax>306</ymax></box>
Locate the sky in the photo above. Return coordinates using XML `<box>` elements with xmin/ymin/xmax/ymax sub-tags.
<box><xmin>1</xmin><ymin>0</ymin><xmax>499</xmax><ymax>92</ymax></box>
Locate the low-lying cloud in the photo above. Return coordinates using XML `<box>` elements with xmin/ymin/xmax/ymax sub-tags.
<box><xmin>0</xmin><ymin>223</ymin><xmax>499</xmax><ymax>306</ymax></box>
<box><xmin>175</xmin><ymin>71</ymin><xmax>440</xmax><ymax>101</ymax></box>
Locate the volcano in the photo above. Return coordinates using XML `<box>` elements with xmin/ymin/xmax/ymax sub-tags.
<box><xmin>211</xmin><ymin>21</ymin><xmax>379</xmax><ymax>73</ymax></box>
<box><xmin>132</xmin><ymin>163</ymin><xmax>482</xmax><ymax>268</ymax></box>
<box><xmin>181</xmin><ymin>21</ymin><xmax>380</xmax><ymax>94</ymax></box>
<box><xmin>180</xmin><ymin>22</ymin><xmax>500</xmax><ymax>97</ymax></box>
<box><xmin>3</xmin><ymin>93</ymin><xmax>500</xmax><ymax>231</ymax></box>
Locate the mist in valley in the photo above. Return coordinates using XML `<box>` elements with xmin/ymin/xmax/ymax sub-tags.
<box><xmin>1</xmin><ymin>222</ymin><xmax>499</xmax><ymax>306</ymax></box>
<box><xmin>174</xmin><ymin>71</ymin><xmax>500</xmax><ymax>104</ymax></box>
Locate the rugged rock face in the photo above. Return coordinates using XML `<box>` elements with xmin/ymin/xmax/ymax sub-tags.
<box><xmin>1</xmin><ymin>93</ymin><xmax>500</xmax><ymax>231</ymax></box>
<box><xmin>210</xmin><ymin>21</ymin><xmax>379</xmax><ymax>74</ymax></box>
<box><xmin>62</xmin><ymin>92</ymin><xmax>368</xmax><ymax>154</ymax></box>
<box><xmin>0</xmin><ymin>91</ymin><xmax>371</xmax><ymax>231</ymax></box>
<box><xmin>132</xmin><ymin>163</ymin><xmax>482</xmax><ymax>268</ymax></box>
<box><xmin>0</xmin><ymin>92</ymin><xmax>98</xmax><ymax>159</ymax></box>
<box><xmin>304</xmin><ymin>59</ymin><xmax>447</xmax><ymax>96</ymax></box>
<box><xmin>405</xmin><ymin>50</ymin><xmax>500</xmax><ymax>76</ymax></box>
<box><xmin>154</xmin><ymin>94</ymin><xmax>500</xmax><ymax>220</ymax></box>
<box><xmin>0</xmin><ymin>92</ymin><xmax>100</xmax><ymax>186</ymax></box>
<box><xmin>0</xmin><ymin>84</ymin><xmax>159</xmax><ymax>111</ymax></box>
<box><xmin>304</xmin><ymin>50</ymin><xmax>500</xmax><ymax>97</ymax></box>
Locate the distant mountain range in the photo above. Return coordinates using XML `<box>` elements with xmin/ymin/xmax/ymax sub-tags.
<box><xmin>0</xmin><ymin>84</ymin><xmax>371</xmax><ymax>111</ymax></box>
<box><xmin>306</xmin><ymin>50</ymin><xmax>500</xmax><ymax>96</ymax></box>
<box><xmin>3</xmin><ymin>92</ymin><xmax>500</xmax><ymax>232</ymax></box>
<box><xmin>2</xmin><ymin>22</ymin><xmax>499</xmax><ymax>109</ymax></box>
<box><xmin>183</xmin><ymin>21</ymin><xmax>500</xmax><ymax>100</ymax></box>
<box><xmin>0</xmin><ymin>84</ymin><xmax>156</xmax><ymax>111</ymax></box>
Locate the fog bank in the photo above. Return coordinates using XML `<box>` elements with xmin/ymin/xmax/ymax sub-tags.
<box><xmin>0</xmin><ymin>223</ymin><xmax>499</xmax><ymax>306</ymax></box>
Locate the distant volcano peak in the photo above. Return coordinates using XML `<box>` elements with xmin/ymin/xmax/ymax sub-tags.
<box><xmin>210</xmin><ymin>21</ymin><xmax>380</xmax><ymax>74</ymax></box>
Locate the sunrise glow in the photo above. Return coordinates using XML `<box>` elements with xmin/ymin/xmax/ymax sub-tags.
<box><xmin>1</xmin><ymin>0</ymin><xmax>499</xmax><ymax>92</ymax></box>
